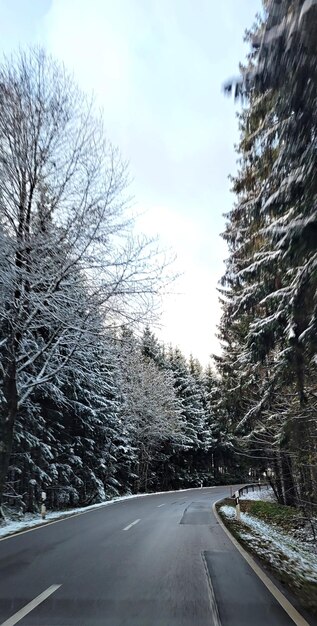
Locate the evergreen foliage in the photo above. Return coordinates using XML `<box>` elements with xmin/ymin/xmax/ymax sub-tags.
<box><xmin>218</xmin><ymin>0</ymin><xmax>317</xmax><ymax>513</ymax></box>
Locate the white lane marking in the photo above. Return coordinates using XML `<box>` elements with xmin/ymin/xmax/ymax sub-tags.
<box><xmin>157</xmin><ymin>504</ymin><xmax>165</xmax><ymax>507</ymax></box>
<box><xmin>0</xmin><ymin>487</ymin><xmax>222</xmax><ymax>544</ymax></box>
<box><xmin>1</xmin><ymin>585</ymin><xmax>61</xmax><ymax>626</ymax></box>
<box><xmin>202</xmin><ymin>553</ymin><xmax>222</xmax><ymax>626</ymax></box>
<box><xmin>123</xmin><ymin>519</ymin><xmax>140</xmax><ymax>531</ymax></box>
<box><xmin>212</xmin><ymin>502</ymin><xmax>310</xmax><ymax>626</ymax></box>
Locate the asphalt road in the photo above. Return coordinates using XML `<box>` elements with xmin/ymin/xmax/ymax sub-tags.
<box><xmin>0</xmin><ymin>486</ymin><xmax>311</xmax><ymax>625</ymax></box>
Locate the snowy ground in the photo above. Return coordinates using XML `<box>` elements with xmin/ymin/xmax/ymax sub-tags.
<box><xmin>0</xmin><ymin>495</ymin><xmax>144</xmax><ymax>539</ymax></box>
<box><xmin>219</xmin><ymin>504</ymin><xmax>317</xmax><ymax>585</ymax></box>
<box><xmin>239</xmin><ymin>486</ymin><xmax>275</xmax><ymax>502</ymax></box>
<box><xmin>0</xmin><ymin>486</ymin><xmax>206</xmax><ymax>539</ymax></box>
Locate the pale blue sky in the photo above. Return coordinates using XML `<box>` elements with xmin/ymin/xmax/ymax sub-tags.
<box><xmin>0</xmin><ymin>0</ymin><xmax>262</xmax><ymax>364</ymax></box>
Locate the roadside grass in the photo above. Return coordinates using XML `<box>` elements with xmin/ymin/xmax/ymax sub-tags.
<box><xmin>240</xmin><ymin>499</ymin><xmax>299</xmax><ymax>528</ymax></box>
<box><xmin>216</xmin><ymin>498</ymin><xmax>317</xmax><ymax>615</ymax></box>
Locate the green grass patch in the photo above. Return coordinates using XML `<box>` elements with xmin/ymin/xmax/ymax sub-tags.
<box><xmin>240</xmin><ymin>500</ymin><xmax>301</xmax><ymax>530</ymax></box>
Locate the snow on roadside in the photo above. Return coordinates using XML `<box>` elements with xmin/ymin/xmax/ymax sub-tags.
<box><xmin>0</xmin><ymin>485</ymin><xmax>213</xmax><ymax>539</ymax></box>
<box><xmin>0</xmin><ymin>497</ymin><xmax>139</xmax><ymax>539</ymax></box>
<box><xmin>219</xmin><ymin>505</ymin><xmax>317</xmax><ymax>583</ymax></box>
<box><xmin>239</xmin><ymin>487</ymin><xmax>275</xmax><ymax>502</ymax></box>
<box><xmin>0</xmin><ymin>493</ymin><xmax>164</xmax><ymax>539</ymax></box>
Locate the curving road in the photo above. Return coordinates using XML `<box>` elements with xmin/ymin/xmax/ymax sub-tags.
<box><xmin>0</xmin><ymin>486</ymin><xmax>312</xmax><ymax>625</ymax></box>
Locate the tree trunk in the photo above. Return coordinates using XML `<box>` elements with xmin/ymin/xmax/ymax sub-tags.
<box><xmin>0</xmin><ymin>341</ymin><xmax>18</xmax><ymax>516</ymax></box>
<box><xmin>272</xmin><ymin>454</ymin><xmax>284</xmax><ymax>504</ymax></box>
<box><xmin>281</xmin><ymin>451</ymin><xmax>297</xmax><ymax>507</ymax></box>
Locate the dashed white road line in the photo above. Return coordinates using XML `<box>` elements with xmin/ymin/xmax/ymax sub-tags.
<box><xmin>157</xmin><ymin>504</ymin><xmax>165</xmax><ymax>507</ymax></box>
<box><xmin>122</xmin><ymin>519</ymin><xmax>140</xmax><ymax>531</ymax></box>
<box><xmin>1</xmin><ymin>584</ymin><xmax>61</xmax><ymax>626</ymax></box>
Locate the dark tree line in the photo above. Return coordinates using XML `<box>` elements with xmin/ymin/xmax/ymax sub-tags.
<box><xmin>3</xmin><ymin>325</ymin><xmax>235</xmax><ymax>515</ymax></box>
<box><xmin>217</xmin><ymin>0</ymin><xmax>317</xmax><ymax>515</ymax></box>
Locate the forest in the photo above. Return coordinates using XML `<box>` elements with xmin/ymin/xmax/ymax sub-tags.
<box><xmin>0</xmin><ymin>0</ymin><xmax>316</xmax><ymax>520</ymax></box>
<box><xmin>0</xmin><ymin>49</ymin><xmax>236</xmax><ymax>516</ymax></box>
<box><xmin>218</xmin><ymin>0</ymin><xmax>317</xmax><ymax>517</ymax></box>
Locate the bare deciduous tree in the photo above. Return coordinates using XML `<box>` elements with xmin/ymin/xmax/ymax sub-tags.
<box><xmin>0</xmin><ymin>48</ymin><xmax>168</xmax><ymax>512</ymax></box>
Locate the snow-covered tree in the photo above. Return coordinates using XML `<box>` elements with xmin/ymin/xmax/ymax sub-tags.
<box><xmin>0</xmin><ymin>48</ymin><xmax>169</xmax><ymax>511</ymax></box>
<box><xmin>118</xmin><ymin>334</ymin><xmax>183</xmax><ymax>492</ymax></box>
<box><xmin>220</xmin><ymin>0</ymin><xmax>317</xmax><ymax>509</ymax></box>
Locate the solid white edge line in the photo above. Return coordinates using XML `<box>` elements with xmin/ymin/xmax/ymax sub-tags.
<box><xmin>0</xmin><ymin>486</ymin><xmax>221</xmax><ymax>544</ymax></box>
<box><xmin>122</xmin><ymin>518</ymin><xmax>140</xmax><ymax>531</ymax></box>
<box><xmin>0</xmin><ymin>584</ymin><xmax>61</xmax><ymax>626</ymax></box>
<box><xmin>212</xmin><ymin>501</ymin><xmax>311</xmax><ymax>626</ymax></box>
<box><xmin>201</xmin><ymin>552</ymin><xmax>222</xmax><ymax>626</ymax></box>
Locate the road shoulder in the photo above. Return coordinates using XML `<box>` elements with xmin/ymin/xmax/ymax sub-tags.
<box><xmin>213</xmin><ymin>499</ymin><xmax>317</xmax><ymax>626</ymax></box>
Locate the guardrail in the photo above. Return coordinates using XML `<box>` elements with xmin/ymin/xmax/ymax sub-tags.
<box><xmin>229</xmin><ymin>482</ymin><xmax>269</xmax><ymax>498</ymax></box>
<box><xmin>238</xmin><ymin>482</ymin><xmax>269</xmax><ymax>497</ymax></box>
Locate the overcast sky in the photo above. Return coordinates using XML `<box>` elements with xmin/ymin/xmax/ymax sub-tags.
<box><xmin>0</xmin><ymin>0</ymin><xmax>262</xmax><ymax>365</ymax></box>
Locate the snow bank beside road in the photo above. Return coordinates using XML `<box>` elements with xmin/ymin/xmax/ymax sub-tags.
<box><xmin>220</xmin><ymin>504</ymin><xmax>317</xmax><ymax>584</ymax></box>
<box><xmin>0</xmin><ymin>493</ymin><xmax>151</xmax><ymax>539</ymax></box>
<box><xmin>239</xmin><ymin>487</ymin><xmax>275</xmax><ymax>502</ymax></box>
<box><xmin>0</xmin><ymin>485</ymin><xmax>212</xmax><ymax>539</ymax></box>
